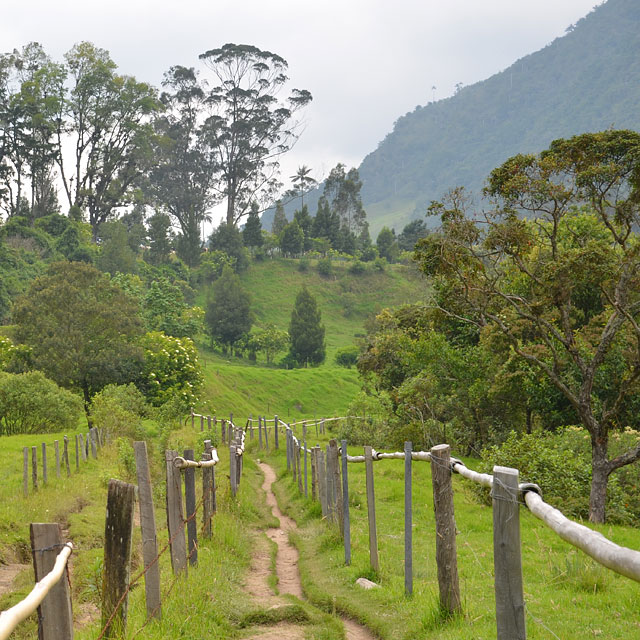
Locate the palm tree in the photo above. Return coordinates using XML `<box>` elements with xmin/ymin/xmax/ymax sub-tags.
<box><xmin>290</xmin><ymin>165</ymin><xmax>317</xmax><ymax>208</ymax></box>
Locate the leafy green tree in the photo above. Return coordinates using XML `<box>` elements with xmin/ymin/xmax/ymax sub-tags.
<box><xmin>271</xmin><ymin>199</ymin><xmax>288</xmax><ymax>236</ymax></box>
<box><xmin>397</xmin><ymin>219</ymin><xmax>429</xmax><ymax>251</ymax></box>
<box><xmin>148</xmin><ymin>66</ymin><xmax>214</xmax><ymax>266</ymax></box>
<box><xmin>288</xmin><ymin>286</ymin><xmax>325</xmax><ymax>366</ymax></box>
<box><xmin>415</xmin><ymin>131</ymin><xmax>640</xmax><ymax>523</ymax></box>
<box><xmin>12</xmin><ymin>261</ymin><xmax>144</xmax><ymax>419</ymax></box>
<box><xmin>294</xmin><ymin>205</ymin><xmax>313</xmax><ymax>251</ymax></box>
<box><xmin>311</xmin><ymin>196</ymin><xmax>340</xmax><ymax>248</ymax></box>
<box><xmin>205</xmin><ymin>265</ymin><xmax>253</xmax><ymax>350</ymax></box>
<box><xmin>242</xmin><ymin>202</ymin><xmax>264</xmax><ymax>250</ymax></box>
<box><xmin>143</xmin><ymin>278</ymin><xmax>203</xmax><ymax>338</ymax></box>
<box><xmin>323</xmin><ymin>164</ymin><xmax>367</xmax><ymax>235</ymax></box>
<box><xmin>335</xmin><ymin>345</ymin><xmax>359</xmax><ymax>368</ymax></box>
<box><xmin>254</xmin><ymin>324</ymin><xmax>289</xmax><ymax>364</ymax></box>
<box><xmin>279</xmin><ymin>221</ymin><xmax>304</xmax><ymax>257</ymax></box>
<box><xmin>146</xmin><ymin>211</ymin><xmax>173</xmax><ymax>265</ymax></box>
<box><xmin>376</xmin><ymin>226</ymin><xmax>397</xmax><ymax>262</ymax></box>
<box><xmin>208</xmin><ymin>221</ymin><xmax>249</xmax><ymax>271</ymax></box>
<box><xmin>138</xmin><ymin>331</ymin><xmax>202</xmax><ymax>409</ymax></box>
<box><xmin>97</xmin><ymin>221</ymin><xmax>138</xmax><ymax>275</ymax></box>
<box><xmin>199</xmin><ymin>43</ymin><xmax>312</xmax><ymax>226</ymax></box>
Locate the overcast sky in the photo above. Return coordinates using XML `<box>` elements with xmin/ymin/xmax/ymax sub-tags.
<box><xmin>3</xmin><ymin>0</ymin><xmax>598</xmax><ymax>220</ymax></box>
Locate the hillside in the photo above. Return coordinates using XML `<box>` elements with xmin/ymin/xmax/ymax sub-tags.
<box><xmin>359</xmin><ymin>0</ymin><xmax>640</xmax><ymax>231</ymax></box>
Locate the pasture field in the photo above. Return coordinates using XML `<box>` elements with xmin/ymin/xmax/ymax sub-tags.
<box><xmin>264</xmin><ymin>431</ymin><xmax>640</xmax><ymax>640</ymax></box>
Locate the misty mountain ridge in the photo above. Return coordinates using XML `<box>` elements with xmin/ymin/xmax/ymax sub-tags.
<box><xmin>267</xmin><ymin>0</ymin><xmax>640</xmax><ymax>236</ymax></box>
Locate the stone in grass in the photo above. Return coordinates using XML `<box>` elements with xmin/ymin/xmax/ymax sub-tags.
<box><xmin>355</xmin><ymin>577</ymin><xmax>379</xmax><ymax>590</ymax></box>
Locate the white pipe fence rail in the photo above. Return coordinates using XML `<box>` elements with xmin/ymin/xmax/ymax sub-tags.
<box><xmin>0</xmin><ymin>543</ymin><xmax>73</xmax><ymax>640</ymax></box>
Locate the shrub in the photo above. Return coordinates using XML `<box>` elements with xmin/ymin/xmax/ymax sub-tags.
<box><xmin>348</xmin><ymin>259</ymin><xmax>366</xmax><ymax>275</ymax></box>
<box><xmin>373</xmin><ymin>257</ymin><xmax>386</xmax><ymax>272</ymax></box>
<box><xmin>0</xmin><ymin>371</ymin><xmax>83</xmax><ymax>435</ymax></box>
<box><xmin>297</xmin><ymin>256</ymin><xmax>309</xmax><ymax>272</ymax></box>
<box><xmin>335</xmin><ymin>345</ymin><xmax>360</xmax><ymax>368</ymax></box>
<box><xmin>91</xmin><ymin>384</ymin><xmax>149</xmax><ymax>439</ymax></box>
<box><xmin>338</xmin><ymin>391</ymin><xmax>394</xmax><ymax>446</ymax></box>
<box><xmin>316</xmin><ymin>257</ymin><xmax>333</xmax><ymax>277</ymax></box>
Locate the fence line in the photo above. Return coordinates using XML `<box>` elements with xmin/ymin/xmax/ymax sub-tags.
<box><xmin>0</xmin><ymin>543</ymin><xmax>73</xmax><ymax>640</ymax></box>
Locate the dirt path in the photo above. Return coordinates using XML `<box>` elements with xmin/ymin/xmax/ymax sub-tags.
<box><xmin>244</xmin><ymin>461</ymin><xmax>375</xmax><ymax>640</ymax></box>
<box><xmin>0</xmin><ymin>564</ymin><xmax>29</xmax><ymax>598</ymax></box>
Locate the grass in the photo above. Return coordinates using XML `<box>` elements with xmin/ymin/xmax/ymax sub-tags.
<box><xmin>262</xmin><ymin>434</ymin><xmax>640</xmax><ymax>640</ymax></box>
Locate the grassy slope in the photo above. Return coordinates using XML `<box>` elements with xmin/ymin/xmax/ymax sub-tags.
<box><xmin>264</xmin><ymin>432</ymin><xmax>640</xmax><ymax>640</ymax></box>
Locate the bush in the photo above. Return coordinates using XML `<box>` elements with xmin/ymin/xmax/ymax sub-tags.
<box><xmin>348</xmin><ymin>259</ymin><xmax>366</xmax><ymax>275</ymax></box>
<box><xmin>0</xmin><ymin>371</ymin><xmax>83</xmax><ymax>435</ymax></box>
<box><xmin>373</xmin><ymin>257</ymin><xmax>386</xmax><ymax>272</ymax></box>
<box><xmin>477</xmin><ymin>428</ymin><xmax>638</xmax><ymax>524</ymax></box>
<box><xmin>91</xmin><ymin>384</ymin><xmax>149</xmax><ymax>439</ymax></box>
<box><xmin>338</xmin><ymin>391</ymin><xmax>394</xmax><ymax>446</ymax></box>
<box><xmin>316</xmin><ymin>257</ymin><xmax>333</xmax><ymax>277</ymax></box>
<box><xmin>335</xmin><ymin>345</ymin><xmax>360</xmax><ymax>368</ymax></box>
<box><xmin>297</xmin><ymin>256</ymin><xmax>309</xmax><ymax>272</ymax></box>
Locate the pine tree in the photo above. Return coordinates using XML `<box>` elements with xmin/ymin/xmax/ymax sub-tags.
<box><xmin>288</xmin><ymin>286</ymin><xmax>325</xmax><ymax>366</ymax></box>
<box><xmin>271</xmin><ymin>200</ymin><xmax>288</xmax><ymax>236</ymax></box>
<box><xmin>243</xmin><ymin>203</ymin><xmax>264</xmax><ymax>250</ymax></box>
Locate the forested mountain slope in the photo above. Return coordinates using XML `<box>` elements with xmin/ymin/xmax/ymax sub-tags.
<box><xmin>358</xmin><ymin>0</ymin><xmax>640</xmax><ymax>230</ymax></box>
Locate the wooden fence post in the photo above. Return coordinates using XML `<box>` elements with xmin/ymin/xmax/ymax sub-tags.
<box><xmin>74</xmin><ymin>435</ymin><xmax>80</xmax><ymax>472</ymax></box>
<box><xmin>318</xmin><ymin>448</ymin><xmax>327</xmax><ymax>517</ymax></box>
<box><xmin>133</xmin><ymin>441</ymin><xmax>161</xmax><ymax>620</ymax></box>
<box><xmin>222</xmin><ymin>419</ymin><xmax>226</xmax><ymax>445</ymax></box>
<box><xmin>341</xmin><ymin>440</ymin><xmax>351</xmax><ymax>565</ymax></box>
<box><xmin>183</xmin><ymin>449</ymin><xmax>198</xmax><ymax>566</ymax></box>
<box><xmin>430</xmin><ymin>444</ymin><xmax>461</xmax><ymax>615</ymax></box>
<box><xmin>191</xmin><ymin>412</ymin><xmax>194</xmax><ymax>429</ymax></box>
<box><xmin>296</xmin><ymin>443</ymin><xmax>303</xmax><ymax>493</ymax></box>
<box><xmin>165</xmin><ymin>450</ymin><xmax>187</xmax><ymax>575</ymax></box>
<box><xmin>325</xmin><ymin>444</ymin><xmax>334</xmax><ymax>522</ymax></box>
<box><xmin>330</xmin><ymin>440</ymin><xmax>343</xmax><ymax>534</ymax></box>
<box><xmin>286</xmin><ymin>429</ymin><xmax>291</xmax><ymax>472</ymax></box>
<box><xmin>202</xmin><ymin>440</ymin><xmax>214</xmax><ymax>538</ymax></box>
<box><xmin>230</xmin><ymin>445</ymin><xmax>238</xmax><ymax>497</ymax></box>
<box><xmin>102</xmin><ymin>479</ymin><xmax>136</xmax><ymax>639</ymax></box>
<box><xmin>303</xmin><ymin>425</ymin><xmax>308</xmax><ymax>498</ymax></box>
<box><xmin>274</xmin><ymin>414</ymin><xmax>279</xmax><ymax>450</ymax></box>
<box><xmin>404</xmin><ymin>441</ymin><xmax>413</xmax><ymax>596</ymax></box>
<box><xmin>200</xmin><ymin>415</ymin><xmax>204</xmax><ymax>432</ymax></box>
<box><xmin>41</xmin><ymin>443</ymin><xmax>47</xmax><ymax>486</ymax></box>
<box><xmin>311</xmin><ymin>446</ymin><xmax>317</xmax><ymax>500</ymax></box>
<box><xmin>90</xmin><ymin>430</ymin><xmax>97</xmax><ymax>460</ymax></box>
<box><xmin>30</xmin><ymin>523</ymin><xmax>73</xmax><ymax>640</ymax></box>
<box><xmin>32</xmin><ymin>446</ymin><xmax>38</xmax><ymax>491</ymax></box>
<box><xmin>23</xmin><ymin>448</ymin><xmax>29</xmax><ymax>497</ymax></box>
<box><xmin>264</xmin><ymin>418</ymin><xmax>269</xmax><ymax>451</ymax></box>
<box><xmin>364</xmin><ymin>446</ymin><xmax>379</xmax><ymax>573</ymax></box>
<box><xmin>85</xmin><ymin>432</ymin><xmax>90</xmax><ymax>459</ymax></box>
<box><xmin>493</xmin><ymin>466</ymin><xmax>526</xmax><ymax>639</ymax></box>
<box><xmin>55</xmin><ymin>440</ymin><xmax>61</xmax><ymax>477</ymax></box>
<box><xmin>208</xmin><ymin>415</ymin><xmax>212</xmax><ymax>432</ymax></box>
<box><xmin>63</xmin><ymin>436</ymin><xmax>70</xmax><ymax>477</ymax></box>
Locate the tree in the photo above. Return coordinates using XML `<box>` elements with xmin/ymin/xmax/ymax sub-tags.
<box><xmin>288</xmin><ymin>286</ymin><xmax>325</xmax><ymax>366</ymax></box>
<box><xmin>96</xmin><ymin>221</ymin><xmax>138</xmax><ymax>275</ymax></box>
<box><xmin>279</xmin><ymin>221</ymin><xmax>304</xmax><ymax>257</ymax></box>
<box><xmin>254</xmin><ymin>324</ymin><xmax>289</xmax><ymax>364</ymax></box>
<box><xmin>148</xmin><ymin>66</ymin><xmax>214</xmax><ymax>266</ymax></box>
<box><xmin>289</xmin><ymin>165</ymin><xmax>317</xmax><ymax>208</ymax></box>
<box><xmin>58</xmin><ymin>42</ymin><xmax>160</xmax><ymax>238</ymax></box>
<box><xmin>242</xmin><ymin>202</ymin><xmax>264</xmax><ymax>250</ymax></box>
<box><xmin>198</xmin><ymin>43</ymin><xmax>312</xmax><ymax>226</ymax></box>
<box><xmin>415</xmin><ymin>130</ymin><xmax>640</xmax><ymax>523</ymax></box>
<box><xmin>12</xmin><ymin>261</ymin><xmax>144</xmax><ymax>419</ymax></box>
<box><xmin>397</xmin><ymin>219</ymin><xmax>429</xmax><ymax>251</ymax></box>
<box><xmin>271</xmin><ymin>199</ymin><xmax>288</xmax><ymax>236</ymax></box>
<box><xmin>323</xmin><ymin>164</ymin><xmax>367</xmax><ymax>235</ymax></box>
<box><xmin>376</xmin><ymin>226</ymin><xmax>397</xmax><ymax>261</ymax></box>
<box><xmin>208</xmin><ymin>221</ymin><xmax>249</xmax><ymax>271</ymax></box>
<box><xmin>293</xmin><ymin>204</ymin><xmax>313</xmax><ymax>251</ymax></box>
<box><xmin>146</xmin><ymin>211</ymin><xmax>173</xmax><ymax>265</ymax></box>
<box><xmin>312</xmin><ymin>196</ymin><xmax>340</xmax><ymax>247</ymax></box>
<box><xmin>205</xmin><ymin>265</ymin><xmax>253</xmax><ymax>350</ymax></box>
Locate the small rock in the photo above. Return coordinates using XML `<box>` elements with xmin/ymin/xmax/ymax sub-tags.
<box><xmin>356</xmin><ymin>577</ymin><xmax>379</xmax><ymax>590</ymax></box>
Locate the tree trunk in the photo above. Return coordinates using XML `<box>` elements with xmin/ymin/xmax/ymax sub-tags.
<box><xmin>589</xmin><ymin>440</ymin><xmax>610</xmax><ymax>524</ymax></box>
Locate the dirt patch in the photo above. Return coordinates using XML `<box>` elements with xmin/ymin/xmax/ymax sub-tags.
<box><xmin>0</xmin><ymin>563</ymin><xmax>29</xmax><ymax>598</ymax></box>
<box><xmin>244</xmin><ymin>622</ymin><xmax>305</xmax><ymax>640</ymax></box>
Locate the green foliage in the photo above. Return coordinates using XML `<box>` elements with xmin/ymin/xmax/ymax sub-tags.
<box><xmin>376</xmin><ymin>226</ymin><xmax>397</xmax><ymax>262</ymax></box>
<box><xmin>334</xmin><ymin>345</ymin><xmax>360</xmax><ymax>368</ymax></box>
<box><xmin>139</xmin><ymin>331</ymin><xmax>203</xmax><ymax>408</ymax></box>
<box><xmin>271</xmin><ymin>200</ymin><xmax>288</xmax><ymax>236</ymax></box>
<box><xmin>252</xmin><ymin>324</ymin><xmax>289</xmax><ymax>365</ymax></box>
<box><xmin>348</xmin><ymin>259</ymin><xmax>366</xmax><ymax>275</ymax></box>
<box><xmin>196</xmin><ymin>250</ymin><xmax>236</xmax><ymax>283</ymax></box>
<box><xmin>288</xmin><ymin>286</ymin><xmax>325</xmax><ymax>367</ymax></box>
<box><xmin>279</xmin><ymin>221</ymin><xmax>304</xmax><ymax>257</ymax></box>
<box><xmin>0</xmin><ymin>371</ymin><xmax>83</xmax><ymax>435</ymax></box>
<box><xmin>96</xmin><ymin>221</ymin><xmax>138</xmax><ymax>275</ymax></box>
<box><xmin>143</xmin><ymin>277</ymin><xmax>203</xmax><ymax>339</ymax></box>
<box><xmin>243</xmin><ymin>203</ymin><xmax>264</xmax><ymax>249</ymax></box>
<box><xmin>12</xmin><ymin>261</ymin><xmax>144</xmax><ymax>410</ymax></box>
<box><xmin>316</xmin><ymin>256</ymin><xmax>332</xmax><ymax>277</ymax></box>
<box><xmin>208</xmin><ymin>222</ymin><xmax>249</xmax><ymax>271</ymax></box>
<box><xmin>145</xmin><ymin>212</ymin><xmax>173</xmax><ymax>266</ymax></box>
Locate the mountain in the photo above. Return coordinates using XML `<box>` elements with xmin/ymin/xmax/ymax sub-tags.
<box><xmin>357</xmin><ymin>0</ymin><xmax>640</xmax><ymax>233</ymax></box>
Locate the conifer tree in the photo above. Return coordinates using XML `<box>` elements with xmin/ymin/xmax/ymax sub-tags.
<box><xmin>288</xmin><ymin>286</ymin><xmax>325</xmax><ymax>366</ymax></box>
<box><xmin>271</xmin><ymin>200</ymin><xmax>288</xmax><ymax>236</ymax></box>
<box><xmin>243</xmin><ymin>202</ymin><xmax>264</xmax><ymax>250</ymax></box>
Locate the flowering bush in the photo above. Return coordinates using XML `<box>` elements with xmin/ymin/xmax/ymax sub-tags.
<box><xmin>139</xmin><ymin>331</ymin><xmax>203</xmax><ymax>409</ymax></box>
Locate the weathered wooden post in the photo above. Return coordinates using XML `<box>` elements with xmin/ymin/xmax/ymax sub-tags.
<box><xmin>55</xmin><ymin>440</ymin><xmax>61</xmax><ymax>476</ymax></box>
<box><xmin>404</xmin><ymin>441</ymin><xmax>413</xmax><ymax>596</ymax></box>
<box><xmin>191</xmin><ymin>411</ymin><xmax>195</xmax><ymax>430</ymax></box>
<box><xmin>329</xmin><ymin>440</ymin><xmax>343</xmax><ymax>533</ymax></box>
<box><xmin>134</xmin><ymin>441</ymin><xmax>161</xmax><ymax>620</ymax></box>
<box><xmin>85</xmin><ymin>432</ymin><xmax>90</xmax><ymax>459</ymax></box>
<box><xmin>311</xmin><ymin>446</ymin><xmax>317</xmax><ymax>500</ymax></box>
<box><xmin>258</xmin><ymin>416</ymin><xmax>263</xmax><ymax>449</ymax></box>
<box><xmin>74</xmin><ymin>435</ymin><xmax>80</xmax><ymax>472</ymax></box>
<box><xmin>102</xmin><ymin>479</ymin><xmax>136</xmax><ymax>639</ymax></box>
<box><xmin>274</xmin><ymin>414</ymin><xmax>279</xmax><ymax>449</ymax></box>
<box><xmin>202</xmin><ymin>440</ymin><xmax>215</xmax><ymax>537</ymax></box>
<box><xmin>200</xmin><ymin>415</ymin><xmax>204</xmax><ymax>432</ymax></box>
<box><xmin>23</xmin><ymin>447</ymin><xmax>29</xmax><ymax>497</ymax></box>
<box><xmin>63</xmin><ymin>436</ymin><xmax>70</xmax><ymax>477</ymax></box>
<box><xmin>183</xmin><ymin>449</ymin><xmax>198</xmax><ymax>566</ymax></box>
<box><xmin>32</xmin><ymin>446</ymin><xmax>38</xmax><ymax>491</ymax></box>
<box><xmin>264</xmin><ymin>418</ymin><xmax>269</xmax><ymax>451</ymax></box>
<box><xmin>165</xmin><ymin>450</ymin><xmax>187</xmax><ymax>575</ymax></box>
<box><xmin>364</xmin><ymin>446</ymin><xmax>379</xmax><ymax>573</ymax></box>
<box><xmin>304</xmin><ymin>437</ymin><xmax>308</xmax><ymax>498</ymax></box>
<box><xmin>325</xmin><ymin>444</ymin><xmax>334</xmax><ymax>522</ymax></box>
<box><xmin>318</xmin><ymin>448</ymin><xmax>327</xmax><ymax>517</ymax></box>
<box><xmin>90</xmin><ymin>430</ymin><xmax>97</xmax><ymax>460</ymax></box>
<box><xmin>208</xmin><ymin>415</ymin><xmax>212</xmax><ymax>432</ymax></box>
<box><xmin>286</xmin><ymin>428</ymin><xmax>291</xmax><ymax>472</ymax></box>
<box><xmin>430</xmin><ymin>444</ymin><xmax>461</xmax><ymax>615</ymax></box>
<box><xmin>230</xmin><ymin>444</ymin><xmax>238</xmax><ymax>497</ymax></box>
<box><xmin>341</xmin><ymin>440</ymin><xmax>351</xmax><ymax>565</ymax></box>
<box><xmin>493</xmin><ymin>466</ymin><xmax>526</xmax><ymax>640</ymax></box>
<box><xmin>41</xmin><ymin>443</ymin><xmax>47</xmax><ymax>485</ymax></box>
<box><xmin>30</xmin><ymin>523</ymin><xmax>73</xmax><ymax>640</ymax></box>
<box><xmin>296</xmin><ymin>442</ymin><xmax>303</xmax><ymax>493</ymax></box>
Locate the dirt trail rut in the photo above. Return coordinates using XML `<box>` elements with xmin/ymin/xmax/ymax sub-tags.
<box><xmin>243</xmin><ymin>462</ymin><xmax>375</xmax><ymax>640</ymax></box>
